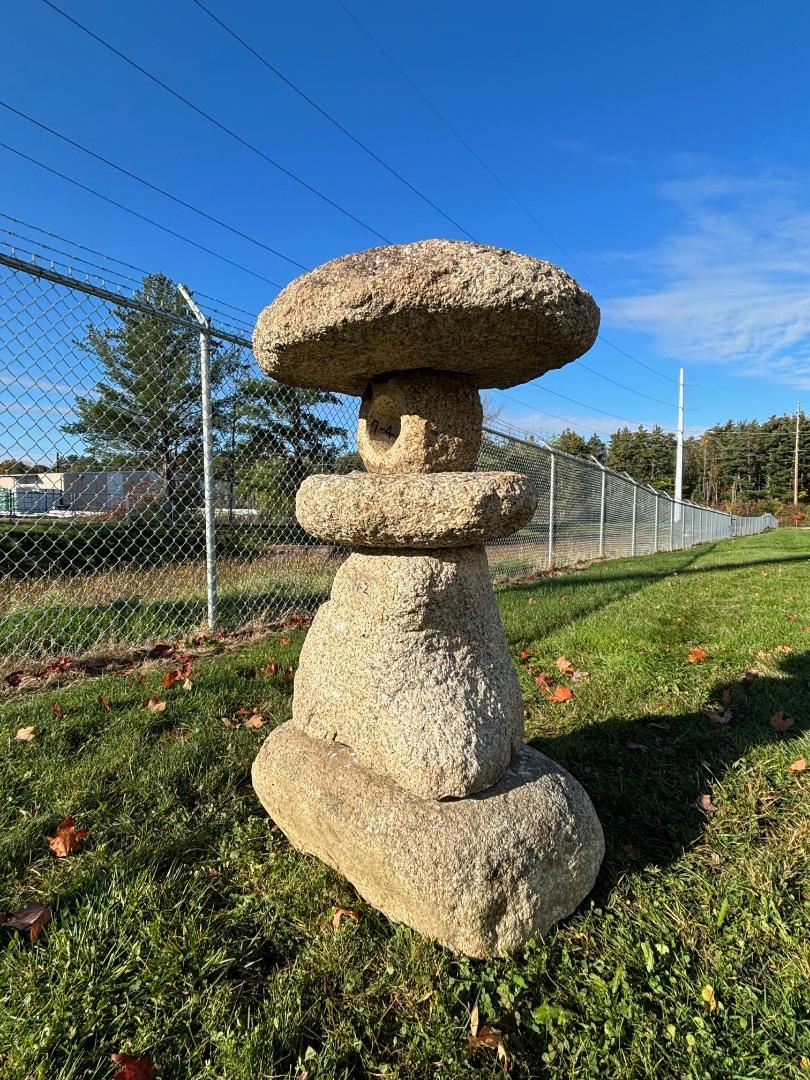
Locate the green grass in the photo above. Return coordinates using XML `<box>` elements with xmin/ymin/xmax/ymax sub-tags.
<box><xmin>0</xmin><ymin>529</ymin><xmax>808</xmax><ymax>1078</ymax></box>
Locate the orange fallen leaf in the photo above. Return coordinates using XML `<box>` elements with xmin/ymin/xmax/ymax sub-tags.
<box><xmin>261</xmin><ymin>661</ymin><xmax>279</xmax><ymax>676</ymax></box>
<box><xmin>789</xmin><ymin>758</ymin><xmax>806</xmax><ymax>774</ymax></box>
<box><xmin>694</xmin><ymin>793</ymin><xmax>717</xmax><ymax>813</ymax></box>
<box><xmin>244</xmin><ymin>713</ymin><xmax>264</xmax><ymax>729</ymax></box>
<box><xmin>15</xmin><ymin>726</ymin><xmax>35</xmax><ymax>742</ymax></box>
<box><xmin>776</xmin><ymin>644</ymin><xmax>794</xmax><ymax>655</ymax></box>
<box><xmin>283</xmin><ymin>665</ymin><xmax>295</xmax><ymax>681</ymax></box>
<box><xmin>555</xmin><ymin>656</ymin><xmax>575</xmax><ymax>676</ymax></box>
<box><xmin>110</xmin><ymin>1053</ymin><xmax>156</xmax><ymax>1080</ymax></box>
<box><xmin>547</xmin><ymin>686</ymin><xmax>573</xmax><ymax>703</ymax></box>
<box><xmin>98</xmin><ymin>693</ymin><xmax>111</xmax><ymax>712</ymax></box>
<box><xmin>280</xmin><ymin>636</ymin><xmax>292</xmax><ymax>646</ymax></box>
<box><xmin>786</xmin><ymin>613</ymin><xmax>798</xmax><ymax>621</ymax></box>
<box><xmin>1</xmin><ymin>901</ymin><xmax>52</xmax><ymax>942</ymax></box>
<box><xmin>50</xmin><ymin>702</ymin><xmax>64</xmax><ymax>719</ymax></box>
<box><xmin>769</xmin><ymin>710</ymin><xmax>795</xmax><ymax>732</ymax></box>
<box><xmin>47</xmin><ymin>816</ymin><xmax>88</xmax><ymax>857</ymax></box>
<box><xmin>332</xmin><ymin>907</ymin><xmax>361</xmax><ymax>929</ymax></box>
<box><xmin>687</xmin><ymin>647</ymin><xmax>709</xmax><ymax>664</ymax></box>
<box><xmin>518</xmin><ymin>649</ymin><xmax>530</xmax><ymax>662</ymax></box>
<box><xmin>144</xmin><ymin>697</ymin><xmax>166</xmax><ymax>713</ymax></box>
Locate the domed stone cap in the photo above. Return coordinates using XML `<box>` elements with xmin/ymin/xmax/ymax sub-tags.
<box><xmin>253</xmin><ymin>239</ymin><xmax>600</xmax><ymax>395</ymax></box>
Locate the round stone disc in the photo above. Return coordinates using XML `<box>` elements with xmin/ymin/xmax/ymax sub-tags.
<box><xmin>253</xmin><ymin>239</ymin><xmax>600</xmax><ymax>395</ymax></box>
<box><xmin>295</xmin><ymin>471</ymin><xmax>538</xmax><ymax>548</ymax></box>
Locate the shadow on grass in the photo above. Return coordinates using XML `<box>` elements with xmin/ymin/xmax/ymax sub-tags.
<box><xmin>530</xmin><ymin>650</ymin><xmax>809</xmax><ymax>896</ymax></box>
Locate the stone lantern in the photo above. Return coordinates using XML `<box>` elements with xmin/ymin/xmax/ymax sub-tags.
<box><xmin>252</xmin><ymin>239</ymin><xmax>605</xmax><ymax>957</ymax></box>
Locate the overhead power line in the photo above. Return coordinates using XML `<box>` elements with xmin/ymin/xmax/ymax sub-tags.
<box><xmin>334</xmin><ymin>0</ymin><xmax>681</xmax><ymax>385</ymax></box>
<box><xmin>188</xmin><ymin>0</ymin><xmax>476</xmax><ymax>242</ymax></box>
<box><xmin>0</xmin><ymin>101</ymin><xmax>308</xmax><ymax>272</ymax></box>
<box><xmin>574</xmin><ymin>358</ymin><xmax>678</xmax><ymax>409</ymax></box>
<box><xmin>40</xmin><ymin>0</ymin><xmax>391</xmax><ymax>244</ymax></box>
<box><xmin>0</xmin><ymin>140</ymin><xmax>283</xmax><ymax>288</ymax></box>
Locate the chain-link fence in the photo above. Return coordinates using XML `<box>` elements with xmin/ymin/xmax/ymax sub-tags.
<box><xmin>0</xmin><ymin>246</ymin><xmax>777</xmax><ymax>662</ymax></box>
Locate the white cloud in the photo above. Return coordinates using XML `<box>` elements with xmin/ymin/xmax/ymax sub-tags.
<box><xmin>611</xmin><ymin>170</ymin><xmax>810</xmax><ymax>389</ymax></box>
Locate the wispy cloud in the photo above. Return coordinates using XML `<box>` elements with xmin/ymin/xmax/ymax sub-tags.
<box><xmin>612</xmin><ymin>170</ymin><xmax>810</xmax><ymax>389</ymax></box>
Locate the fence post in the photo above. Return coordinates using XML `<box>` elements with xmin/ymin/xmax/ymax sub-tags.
<box><xmin>650</xmin><ymin>486</ymin><xmax>659</xmax><ymax>552</ymax></box>
<box><xmin>592</xmin><ymin>456</ymin><xmax>606</xmax><ymax>558</ymax></box>
<box><xmin>548</xmin><ymin>452</ymin><xmax>556</xmax><ymax>569</ymax></box>
<box><xmin>178</xmin><ymin>284</ymin><xmax>218</xmax><ymax>631</ymax></box>
<box><xmin>626</xmin><ymin>474</ymin><xmax>637</xmax><ymax>556</ymax></box>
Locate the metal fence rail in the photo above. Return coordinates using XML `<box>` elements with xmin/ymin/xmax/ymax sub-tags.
<box><xmin>0</xmin><ymin>247</ymin><xmax>777</xmax><ymax>662</ymax></box>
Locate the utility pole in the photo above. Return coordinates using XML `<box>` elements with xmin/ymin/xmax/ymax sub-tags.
<box><xmin>794</xmin><ymin>401</ymin><xmax>802</xmax><ymax>506</ymax></box>
<box><xmin>674</xmin><ymin>367</ymin><xmax>684</xmax><ymax>521</ymax></box>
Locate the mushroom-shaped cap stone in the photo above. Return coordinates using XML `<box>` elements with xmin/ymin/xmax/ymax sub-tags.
<box><xmin>253</xmin><ymin>239</ymin><xmax>600</xmax><ymax>395</ymax></box>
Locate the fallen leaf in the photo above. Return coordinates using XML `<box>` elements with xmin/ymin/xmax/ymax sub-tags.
<box><xmin>802</xmin><ymin>625</ymin><xmax>810</xmax><ymax>632</ymax></box>
<box><xmin>742</xmin><ymin>668</ymin><xmax>759</xmax><ymax>683</ymax></box>
<box><xmin>789</xmin><ymin>758</ymin><xmax>806</xmax><ymax>774</ymax></box>
<box><xmin>283</xmin><ymin>665</ymin><xmax>295</xmax><ymax>681</ymax></box>
<box><xmin>162</xmin><ymin>669</ymin><xmax>183</xmax><ymax>690</ymax></box>
<box><xmin>144</xmin><ymin>697</ymin><xmax>166</xmax><ymax>713</ymax></box>
<box><xmin>756</xmin><ymin>650</ymin><xmax>770</xmax><ymax>660</ymax></box>
<box><xmin>687</xmin><ymin>647</ymin><xmax>709</xmax><ymax>664</ymax></box>
<box><xmin>148</xmin><ymin>643</ymin><xmax>175</xmax><ymax>659</ymax></box>
<box><xmin>571</xmin><ymin>669</ymin><xmax>590</xmax><ymax>681</ymax></box>
<box><xmin>468</xmin><ymin>1006</ymin><xmax>508</xmax><ymax>1068</ymax></box>
<box><xmin>555</xmin><ymin>656</ymin><xmax>575</xmax><ymax>676</ymax></box>
<box><xmin>701</xmin><ymin>706</ymin><xmax>732</xmax><ymax>725</ymax></box>
<box><xmin>701</xmin><ymin>984</ymin><xmax>717</xmax><ymax>1012</ymax></box>
<box><xmin>547</xmin><ymin>685</ymin><xmax>573</xmax><ymax>703</ymax></box>
<box><xmin>110</xmin><ymin>1053</ymin><xmax>156</xmax><ymax>1080</ymax></box>
<box><xmin>15</xmin><ymin>726</ymin><xmax>35</xmax><ymax>742</ymax></box>
<box><xmin>280</xmin><ymin>636</ymin><xmax>292</xmax><ymax>646</ymax></box>
<box><xmin>332</xmin><ymin>907</ymin><xmax>361</xmax><ymax>929</ymax></box>
<box><xmin>182</xmin><ymin>678</ymin><xmax>193</xmax><ymax>691</ymax></box>
<box><xmin>776</xmin><ymin>644</ymin><xmax>794</xmax><ymax>654</ymax></box>
<box><xmin>98</xmin><ymin>694</ymin><xmax>111</xmax><ymax>712</ymax></box>
<box><xmin>527</xmin><ymin>597</ymin><xmax>535</xmax><ymax>605</ymax></box>
<box><xmin>261</xmin><ymin>661</ymin><xmax>279</xmax><ymax>676</ymax></box>
<box><xmin>1</xmin><ymin>901</ymin><xmax>52</xmax><ymax>942</ymax></box>
<box><xmin>625</xmin><ymin>740</ymin><xmax>648</xmax><ymax>752</ymax></box>
<box><xmin>244</xmin><ymin>713</ymin><xmax>264</xmax><ymax>729</ymax></box>
<box><xmin>164</xmin><ymin>728</ymin><xmax>187</xmax><ymax>740</ymax></box>
<box><xmin>50</xmin><ymin>702</ymin><xmax>64</xmax><ymax>719</ymax></box>
<box><xmin>769</xmin><ymin>710</ymin><xmax>795</xmax><ymax>732</ymax></box>
<box><xmin>534</xmin><ymin>672</ymin><xmax>554</xmax><ymax>692</ymax></box>
<box><xmin>5</xmin><ymin>671</ymin><xmax>26</xmax><ymax>687</ymax></box>
<box><xmin>221</xmin><ymin>717</ymin><xmax>240</xmax><ymax>729</ymax></box>
<box><xmin>47</xmin><ymin>816</ymin><xmax>88</xmax><ymax>857</ymax></box>
<box><xmin>694</xmin><ymin>793</ymin><xmax>717</xmax><ymax>814</ymax></box>
<box><xmin>787</xmin><ymin>613</ymin><xmax>798</xmax><ymax>621</ymax></box>
<box><xmin>518</xmin><ymin>649</ymin><xmax>530</xmax><ymax>662</ymax></box>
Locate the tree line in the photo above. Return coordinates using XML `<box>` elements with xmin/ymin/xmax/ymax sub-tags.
<box><xmin>548</xmin><ymin>419</ymin><xmax>807</xmax><ymax>512</ymax></box>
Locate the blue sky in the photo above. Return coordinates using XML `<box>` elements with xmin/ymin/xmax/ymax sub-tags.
<box><xmin>2</xmin><ymin>0</ymin><xmax>809</xmax><ymax>447</ymax></box>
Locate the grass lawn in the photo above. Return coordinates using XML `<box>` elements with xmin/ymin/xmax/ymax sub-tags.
<box><xmin>0</xmin><ymin>529</ymin><xmax>808</xmax><ymax>1078</ymax></box>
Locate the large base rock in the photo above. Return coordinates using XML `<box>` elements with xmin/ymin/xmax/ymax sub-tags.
<box><xmin>252</xmin><ymin>723</ymin><xmax>604</xmax><ymax>958</ymax></box>
<box><xmin>292</xmin><ymin>546</ymin><xmax>524</xmax><ymax>800</ymax></box>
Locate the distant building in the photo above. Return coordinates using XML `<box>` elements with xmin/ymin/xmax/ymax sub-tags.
<box><xmin>0</xmin><ymin>470</ymin><xmax>163</xmax><ymax>514</ymax></box>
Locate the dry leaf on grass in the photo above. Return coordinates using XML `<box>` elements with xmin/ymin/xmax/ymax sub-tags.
<box><xmin>110</xmin><ymin>1053</ymin><xmax>156</xmax><ymax>1080</ymax></box>
<box><xmin>143</xmin><ymin>697</ymin><xmax>166</xmax><ymax>713</ymax></box>
<box><xmin>280</xmin><ymin>636</ymin><xmax>292</xmax><ymax>646</ymax></box>
<box><xmin>555</xmin><ymin>656</ymin><xmax>575</xmax><ymax>676</ymax></box>
<box><xmin>701</xmin><ymin>985</ymin><xmax>717</xmax><ymax>1012</ymax></box>
<box><xmin>332</xmin><ymin>907</ymin><xmax>361</xmax><ymax>929</ymax></box>
<box><xmin>742</xmin><ymin>668</ymin><xmax>759</xmax><ymax>683</ymax></box>
<box><xmin>518</xmin><ymin>649</ymin><xmax>530</xmax><ymax>662</ymax></box>
<box><xmin>533</xmin><ymin>672</ymin><xmax>554</xmax><ymax>692</ymax></box>
<box><xmin>221</xmin><ymin>717</ymin><xmax>240</xmax><ymax>729</ymax></box>
<box><xmin>687</xmin><ymin>647</ymin><xmax>709</xmax><ymax>664</ymax></box>
<box><xmin>769</xmin><ymin>710</ymin><xmax>795</xmax><ymax>732</ymax></box>
<box><xmin>98</xmin><ymin>693</ymin><xmax>111</xmax><ymax>712</ymax></box>
<box><xmin>244</xmin><ymin>714</ymin><xmax>265</xmax><ymax>730</ymax></box>
<box><xmin>261</xmin><ymin>661</ymin><xmax>279</xmax><ymax>676</ymax></box>
<box><xmin>47</xmin><ymin>816</ymin><xmax>88</xmax><ymax>857</ymax></box>
<box><xmin>15</xmin><ymin>726</ymin><xmax>35</xmax><ymax>742</ymax></box>
<box><xmin>1</xmin><ymin>901</ymin><xmax>52</xmax><ymax>942</ymax></box>
<box><xmin>776</xmin><ymin>644</ymin><xmax>794</xmax><ymax>655</ymax></box>
<box><xmin>701</xmin><ymin>706</ymin><xmax>732</xmax><ymax>725</ymax></box>
<box><xmin>789</xmin><ymin>758</ymin><xmax>806</xmax><ymax>775</ymax></box>
<box><xmin>787</xmin><ymin>613</ymin><xmax>798</xmax><ymax>621</ymax></box>
<box><xmin>694</xmin><ymin>794</ymin><xmax>717</xmax><ymax>814</ymax></box>
<box><xmin>469</xmin><ymin>1003</ymin><xmax>508</xmax><ymax>1068</ymax></box>
<box><xmin>50</xmin><ymin>702</ymin><xmax>65</xmax><ymax>719</ymax></box>
<box><xmin>547</xmin><ymin>686</ymin><xmax>573</xmax><ymax>703</ymax></box>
